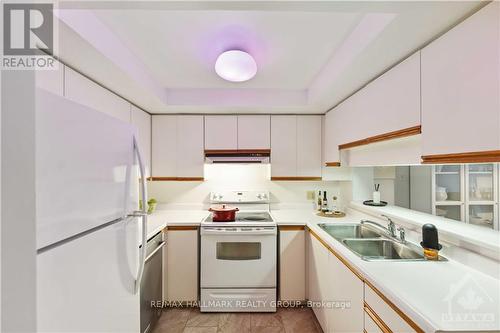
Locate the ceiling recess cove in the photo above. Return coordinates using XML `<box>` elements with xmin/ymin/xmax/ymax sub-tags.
<box><xmin>215</xmin><ymin>50</ymin><xmax>257</xmax><ymax>82</ymax></box>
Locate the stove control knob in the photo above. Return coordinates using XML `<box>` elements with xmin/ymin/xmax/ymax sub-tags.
<box><xmin>257</xmin><ymin>194</ymin><xmax>262</xmax><ymax>199</ymax></box>
<box><xmin>262</xmin><ymin>193</ymin><xmax>268</xmax><ymax>199</ymax></box>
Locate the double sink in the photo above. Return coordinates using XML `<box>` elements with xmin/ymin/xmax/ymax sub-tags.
<box><xmin>319</xmin><ymin>223</ymin><xmax>445</xmax><ymax>261</ymax></box>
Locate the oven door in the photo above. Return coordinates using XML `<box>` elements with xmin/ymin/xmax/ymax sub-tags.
<box><xmin>200</xmin><ymin>226</ymin><xmax>277</xmax><ymax>288</ymax></box>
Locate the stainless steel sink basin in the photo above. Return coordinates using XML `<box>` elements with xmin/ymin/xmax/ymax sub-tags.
<box><xmin>342</xmin><ymin>239</ymin><xmax>425</xmax><ymax>261</ymax></box>
<box><xmin>319</xmin><ymin>223</ymin><xmax>383</xmax><ymax>241</ymax></box>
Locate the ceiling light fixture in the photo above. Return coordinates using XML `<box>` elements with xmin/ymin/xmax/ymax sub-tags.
<box><xmin>215</xmin><ymin>50</ymin><xmax>257</xmax><ymax>82</ymax></box>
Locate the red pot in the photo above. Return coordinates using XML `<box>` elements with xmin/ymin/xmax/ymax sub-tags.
<box><xmin>209</xmin><ymin>205</ymin><xmax>239</xmax><ymax>222</ymax></box>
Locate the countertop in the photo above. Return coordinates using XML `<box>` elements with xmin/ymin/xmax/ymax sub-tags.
<box><xmin>306</xmin><ymin>220</ymin><xmax>500</xmax><ymax>333</ymax></box>
<box><xmin>146</xmin><ymin>206</ymin><xmax>500</xmax><ymax>332</ymax></box>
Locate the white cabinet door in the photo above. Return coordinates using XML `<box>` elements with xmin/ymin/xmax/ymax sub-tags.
<box><xmin>324</xmin><ymin>111</ymin><xmax>340</xmax><ymax>164</ymax></box>
<box><xmin>130</xmin><ymin>105</ymin><xmax>151</xmax><ymax>177</ymax></box>
<box><xmin>64</xmin><ymin>67</ymin><xmax>131</xmax><ymax>123</ymax></box>
<box><xmin>177</xmin><ymin>116</ymin><xmax>204</xmax><ymax>177</ymax></box>
<box><xmin>307</xmin><ymin>232</ymin><xmax>329</xmax><ymax>332</ymax></box>
<box><xmin>36</xmin><ymin>60</ymin><xmax>64</xmax><ymax>96</ymax></box>
<box><xmin>326</xmin><ymin>252</ymin><xmax>364</xmax><ymax>333</ymax></box>
<box><xmin>297</xmin><ymin>116</ymin><xmax>322</xmax><ymax>177</ymax></box>
<box><xmin>421</xmin><ymin>2</ymin><xmax>500</xmax><ymax>156</ymax></box>
<box><xmin>353</xmin><ymin>52</ymin><xmax>421</xmax><ymax>140</ymax></box>
<box><xmin>205</xmin><ymin>115</ymin><xmax>237</xmax><ymax>150</ymax></box>
<box><xmin>279</xmin><ymin>228</ymin><xmax>305</xmax><ymax>301</ymax></box>
<box><xmin>271</xmin><ymin>116</ymin><xmax>297</xmax><ymax>177</ymax></box>
<box><xmin>326</xmin><ymin>53</ymin><xmax>420</xmax><ymax>149</ymax></box>
<box><xmin>152</xmin><ymin>115</ymin><xmax>177</xmax><ymax>177</ymax></box>
<box><xmin>152</xmin><ymin>115</ymin><xmax>204</xmax><ymax>178</ymax></box>
<box><xmin>165</xmin><ymin>229</ymin><xmax>198</xmax><ymax>302</ymax></box>
<box><xmin>237</xmin><ymin>115</ymin><xmax>271</xmax><ymax>149</ymax></box>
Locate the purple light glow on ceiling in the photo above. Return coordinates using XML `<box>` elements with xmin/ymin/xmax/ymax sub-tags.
<box><xmin>215</xmin><ymin>50</ymin><xmax>257</xmax><ymax>82</ymax></box>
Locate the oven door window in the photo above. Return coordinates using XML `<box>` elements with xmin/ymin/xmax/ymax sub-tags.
<box><xmin>216</xmin><ymin>242</ymin><xmax>261</xmax><ymax>260</ymax></box>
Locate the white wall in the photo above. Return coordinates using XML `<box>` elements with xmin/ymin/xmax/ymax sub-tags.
<box><xmin>148</xmin><ymin>164</ymin><xmax>352</xmax><ymax>210</ymax></box>
<box><xmin>351</xmin><ymin>167</ymin><xmax>374</xmax><ymax>202</ymax></box>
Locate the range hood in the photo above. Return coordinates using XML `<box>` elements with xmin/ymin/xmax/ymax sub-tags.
<box><xmin>204</xmin><ymin>150</ymin><xmax>270</xmax><ymax>164</ymax></box>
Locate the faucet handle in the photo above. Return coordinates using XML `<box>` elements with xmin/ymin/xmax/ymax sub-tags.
<box><xmin>397</xmin><ymin>226</ymin><xmax>406</xmax><ymax>242</ymax></box>
<box><xmin>381</xmin><ymin>214</ymin><xmax>393</xmax><ymax>223</ymax></box>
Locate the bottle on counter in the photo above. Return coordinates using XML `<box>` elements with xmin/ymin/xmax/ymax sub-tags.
<box><xmin>331</xmin><ymin>196</ymin><xmax>338</xmax><ymax>212</ymax></box>
<box><xmin>317</xmin><ymin>191</ymin><xmax>322</xmax><ymax>211</ymax></box>
<box><xmin>322</xmin><ymin>191</ymin><xmax>328</xmax><ymax>212</ymax></box>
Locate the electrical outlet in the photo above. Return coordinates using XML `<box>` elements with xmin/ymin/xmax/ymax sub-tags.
<box><xmin>306</xmin><ymin>190</ymin><xmax>315</xmax><ymax>200</ymax></box>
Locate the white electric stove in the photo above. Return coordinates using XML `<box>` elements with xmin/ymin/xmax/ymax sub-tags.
<box><xmin>200</xmin><ymin>191</ymin><xmax>277</xmax><ymax>312</ymax></box>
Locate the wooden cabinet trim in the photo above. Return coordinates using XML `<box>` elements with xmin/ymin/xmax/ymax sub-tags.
<box><xmin>422</xmin><ymin>150</ymin><xmax>500</xmax><ymax>164</ymax></box>
<box><xmin>271</xmin><ymin>177</ymin><xmax>322</xmax><ymax>181</ymax></box>
<box><xmin>279</xmin><ymin>225</ymin><xmax>305</xmax><ymax>231</ymax></box>
<box><xmin>167</xmin><ymin>226</ymin><xmax>199</xmax><ymax>231</ymax></box>
<box><xmin>325</xmin><ymin>162</ymin><xmax>341</xmax><ymax>167</ymax></box>
<box><xmin>364</xmin><ymin>302</ymin><xmax>392</xmax><ymax>333</ymax></box>
<box><xmin>338</xmin><ymin>125</ymin><xmax>421</xmax><ymax>150</ymax></box>
<box><xmin>148</xmin><ymin>177</ymin><xmax>204</xmax><ymax>181</ymax></box>
<box><xmin>308</xmin><ymin>228</ymin><xmax>424</xmax><ymax>333</ymax></box>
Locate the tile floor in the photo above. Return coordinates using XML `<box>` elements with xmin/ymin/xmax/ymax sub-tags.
<box><xmin>152</xmin><ymin>307</ymin><xmax>323</xmax><ymax>333</ymax></box>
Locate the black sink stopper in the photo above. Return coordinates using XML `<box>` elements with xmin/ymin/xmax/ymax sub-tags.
<box><xmin>420</xmin><ymin>223</ymin><xmax>442</xmax><ymax>250</ymax></box>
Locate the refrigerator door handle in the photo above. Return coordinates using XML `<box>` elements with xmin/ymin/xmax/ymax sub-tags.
<box><xmin>133</xmin><ymin>136</ymin><xmax>148</xmax><ymax>294</ymax></box>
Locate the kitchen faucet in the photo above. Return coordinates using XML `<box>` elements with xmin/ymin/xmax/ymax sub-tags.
<box><xmin>361</xmin><ymin>215</ymin><xmax>406</xmax><ymax>242</ymax></box>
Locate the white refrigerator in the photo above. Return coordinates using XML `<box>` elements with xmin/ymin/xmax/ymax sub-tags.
<box><xmin>35</xmin><ymin>89</ymin><xmax>148</xmax><ymax>332</ymax></box>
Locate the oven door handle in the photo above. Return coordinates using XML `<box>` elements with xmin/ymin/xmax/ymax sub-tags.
<box><xmin>201</xmin><ymin>228</ymin><xmax>276</xmax><ymax>236</ymax></box>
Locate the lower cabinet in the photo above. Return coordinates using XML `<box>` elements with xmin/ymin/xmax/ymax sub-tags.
<box><xmin>307</xmin><ymin>232</ymin><xmax>329</xmax><ymax>331</ymax></box>
<box><xmin>364</xmin><ymin>283</ymin><xmax>417</xmax><ymax>333</ymax></box>
<box><xmin>279</xmin><ymin>227</ymin><xmax>306</xmax><ymax>302</ymax></box>
<box><xmin>307</xmin><ymin>230</ymin><xmax>369</xmax><ymax>333</ymax></box>
<box><xmin>326</xmin><ymin>251</ymin><xmax>364</xmax><ymax>333</ymax></box>
<box><xmin>165</xmin><ymin>227</ymin><xmax>198</xmax><ymax>302</ymax></box>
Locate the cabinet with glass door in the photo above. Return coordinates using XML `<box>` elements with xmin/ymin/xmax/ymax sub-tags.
<box><xmin>432</xmin><ymin>164</ymin><xmax>498</xmax><ymax>230</ymax></box>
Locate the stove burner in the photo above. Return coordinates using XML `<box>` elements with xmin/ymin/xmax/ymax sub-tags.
<box><xmin>241</xmin><ymin>215</ymin><xmax>267</xmax><ymax>221</ymax></box>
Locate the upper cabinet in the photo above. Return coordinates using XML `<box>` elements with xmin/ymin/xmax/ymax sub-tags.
<box><xmin>271</xmin><ymin>116</ymin><xmax>297</xmax><ymax>177</ymax></box>
<box><xmin>237</xmin><ymin>115</ymin><xmax>271</xmax><ymax>149</ymax></box>
<box><xmin>324</xmin><ymin>52</ymin><xmax>421</xmax><ymax>166</ymax></box>
<box><xmin>421</xmin><ymin>2</ymin><xmax>500</xmax><ymax>161</ymax></box>
<box><xmin>297</xmin><ymin>116</ymin><xmax>322</xmax><ymax>177</ymax></box>
<box><xmin>271</xmin><ymin>115</ymin><xmax>322</xmax><ymax>179</ymax></box>
<box><xmin>152</xmin><ymin>115</ymin><xmax>204</xmax><ymax>179</ymax></box>
<box><xmin>204</xmin><ymin>116</ymin><xmax>238</xmax><ymax>150</ymax></box>
<box><xmin>205</xmin><ymin>115</ymin><xmax>270</xmax><ymax>150</ymax></box>
<box><xmin>130</xmin><ymin>105</ymin><xmax>151</xmax><ymax>177</ymax></box>
<box><xmin>65</xmin><ymin>67</ymin><xmax>131</xmax><ymax>123</ymax></box>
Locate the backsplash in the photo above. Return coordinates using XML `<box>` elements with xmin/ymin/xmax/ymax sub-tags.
<box><xmin>148</xmin><ymin>164</ymin><xmax>352</xmax><ymax>209</ymax></box>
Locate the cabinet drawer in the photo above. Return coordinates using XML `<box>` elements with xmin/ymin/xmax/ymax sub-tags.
<box><xmin>364</xmin><ymin>310</ymin><xmax>383</xmax><ymax>333</ymax></box>
<box><xmin>364</xmin><ymin>283</ymin><xmax>417</xmax><ymax>333</ymax></box>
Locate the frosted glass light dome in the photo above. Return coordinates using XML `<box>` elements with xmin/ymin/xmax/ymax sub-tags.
<box><xmin>215</xmin><ymin>50</ymin><xmax>257</xmax><ymax>82</ymax></box>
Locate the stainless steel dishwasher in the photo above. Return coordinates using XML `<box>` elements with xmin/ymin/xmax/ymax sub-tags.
<box><xmin>140</xmin><ymin>231</ymin><xmax>165</xmax><ymax>333</ymax></box>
